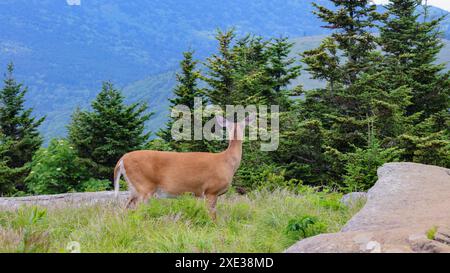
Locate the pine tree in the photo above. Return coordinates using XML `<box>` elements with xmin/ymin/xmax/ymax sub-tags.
<box><xmin>296</xmin><ymin>0</ymin><xmax>400</xmax><ymax>187</ymax></box>
<box><xmin>0</xmin><ymin>63</ymin><xmax>44</xmax><ymax>194</ymax></box>
<box><xmin>0</xmin><ymin>135</ymin><xmax>19</xmax><ymax>195</ymax></box>
<box><xmin>68</xmin><ymin>82</ymin><xmax>152</xmax><ymax>181</ymax></box>
<box><xmin>158</xmin><ymin>51</ymin><xmax>208</xmax><ymax>151</ymax></box>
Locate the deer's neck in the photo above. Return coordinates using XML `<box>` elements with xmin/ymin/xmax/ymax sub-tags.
<box><xmin>223</xmin><ymin>127</ymin><xmax>243</xmax><ymax>172</ymax></box>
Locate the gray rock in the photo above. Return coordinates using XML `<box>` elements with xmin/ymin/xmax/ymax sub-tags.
<box><xmin>340</xmin><ymin>192</ymin><xmax>367</xmax><ymax>207</ymax></box>
<box><xmin>285</xmin><ymin>162</ymin><xmax>450</xmax><ymax>253</ymax></box>
<box><xmin>0</xmin><ymin>191</ymin><xmax>129</xmax><ymax>210</ymax></box>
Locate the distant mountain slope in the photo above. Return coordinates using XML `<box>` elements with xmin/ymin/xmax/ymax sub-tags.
<box><xmin>0</xmin><ymin>0</ymin><xmax>334</xmax><ymax>88</ymax></box>
<box><xmin>0</xmin><ymin>0</ymin><xmax>449</xmax><ymax>141</ymax></box>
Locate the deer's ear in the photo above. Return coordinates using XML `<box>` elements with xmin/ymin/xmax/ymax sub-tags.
<box><xmin>244</xmin><ymin>113</ymin><xmax>257</xmax><ymax>125</ymax></box>
<box><xmin>216</xmin><ymin>115</ymin><xmax>228</xmax><ymax>128</ymax></box>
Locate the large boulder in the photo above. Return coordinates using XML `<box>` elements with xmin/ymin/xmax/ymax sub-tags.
<box><xmin>286</xmin><ymin>162</ymin><xmax>450</xmax><ymax>253</ymax></box>
<box><xmin>340</xmin><ymin>192</ymin><xmax>367</xmax><ymax>207</ymax></box>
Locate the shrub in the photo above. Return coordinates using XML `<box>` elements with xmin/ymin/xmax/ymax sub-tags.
<box><xmin>25</xmin><ymin>139</ymin><xmax>90</xmax><ymax>194</ymax></box>
<box><xmin>285</xmin><ymin>215</ymin><xmax>327</xmax><ymax>240</ymax></box>
<box><xmin>342</xmin><ymin>139</ymin><xmax>402</xmax><ymax>192</ymax></box>
<box><xmin>79</xmin><ymin>178</ymin><xmax>111</xmax><ymax>192</ymax></box>
<box><xmin>235</xmin><ymin>162</ymin><xmax>302</xmax><ymax>193</ymax></box>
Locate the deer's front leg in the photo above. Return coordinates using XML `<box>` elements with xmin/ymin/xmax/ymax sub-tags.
<box><xmin>205</xmin><ymin>194</ymin><xmax>218</xmax><ymax>220</ymax></box>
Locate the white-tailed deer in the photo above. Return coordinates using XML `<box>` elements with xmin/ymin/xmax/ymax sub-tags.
<box><xmin>113</xmin><ymin>114</ymin><xmax>255</xmax><ymax>219</ymax></box>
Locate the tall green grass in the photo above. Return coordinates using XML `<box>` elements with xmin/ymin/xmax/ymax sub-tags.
<box><xmin>0</xmin><ymin>188</ymin><xmax>363</xmax><ymax>253</ymax></box>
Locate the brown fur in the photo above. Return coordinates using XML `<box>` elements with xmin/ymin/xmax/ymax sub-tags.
<box><xmin>114</xmin><ymin>119</ymin><xmax>248</xmax><ymax>219</ymax></box>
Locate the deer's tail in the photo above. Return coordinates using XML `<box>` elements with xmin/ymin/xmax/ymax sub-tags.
<box><xmin>114</xmin><ymin>159</ymin><xmax>124</xmax><ymax>198</ymax></box>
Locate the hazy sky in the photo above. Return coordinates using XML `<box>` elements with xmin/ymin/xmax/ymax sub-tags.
<box><xmin>373</xmin><ymin>0</ymin><xmax>450</xmax><ymax>12</ymax></box>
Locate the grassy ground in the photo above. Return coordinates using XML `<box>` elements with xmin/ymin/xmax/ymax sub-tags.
<box><xmin>0</xmin><ymin>188</ymin><xmax>363</xmax><ymax>253</ymax></box>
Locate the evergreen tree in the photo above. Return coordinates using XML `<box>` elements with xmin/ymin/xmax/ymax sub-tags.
<box><xmin>68</xmin><ymin>82</ymin><xmax>152</xmax><ymax>181</ymax></box>
<box><xmin>265</xmin><ymin>37</ymin><xmax>301</xmax><ymax>109</ymax></box>
<box><xmin>203</xmin><ymin>29</ymin><xmax>237</xmax><ymax>106</ymax></box>
<box><xmin>308</xmin><ymin>0</ymin><xmax>382</xmax><ymax>86</ymax></box>
<box><xmin>0</xmin><ymin>135</ymin><xmax>20</xmax><ymax>195</ymax></box>
<box><xmin>301</xmin><ymin>37</ymin><xmax>341</xmax><ymax>95</ymax></box>
<box><xmin>204</xmin><ymin>30</ymin><xmax>295</xmax><ymax>107</ymax></box>
<box><xmin>301</xmin><ymin>0</ymin><xmax>384</xmax><ymax>154</ymax></box>
<box><xmin>273</xmin><ymin>115</ymin><xmax>330</xmax><ymax>186</ymax></box>
<box><xmin>380</xmin><ymin>0</ymin><xmax>450</xmax><ymax>119</ymax></box>
<box><xmin>158</xmin><ymin>51</ymin><xmax>208</xmax><ymax>151</ymax></box>
<box><xmin>295</xmin><ymin>0</ymin><xmax>401</xmax><ymax>187</ymax></box>
<box><xmin>379</xmin><ymin>0</ymin><xmax>449</xmax><ymax>166</ymax></box>
<box><xmin>231</xmin><ymin>34</ymin><xmax>271</xmax><ymax>105</ymax></box>
<box><xmin>0</xmin><ymin>63</ymin><xmax>44</xmax><ymax>194</ymax></box>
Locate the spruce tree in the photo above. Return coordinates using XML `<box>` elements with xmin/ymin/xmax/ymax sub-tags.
<box><xmin>379</xmin><ymin>0</ymin><xmax>450</xmax><ymax>167</ymax></box>
<box><xmin>302</xmin><ymin>0</ymin><xmax>384</xmax><ymax>153</ymax></box>
<box><xmin>309</xmin><ymin>0</ymin><xmax>382</xmax><ymax>86</ymax></box>
<box><xmin>231</xmin><ymin>34</ymin><xmax>271</xmax><ymax>105</ymax></box>
<box><xmin>203</xmin><ymin>29</ymin><xmax>237</xmax><ymax>106</ymax></box>
<box><xmin>380</xmin><ymin>0</ymin><xmax>449</xmax><ymax>119</ymax></box>
<box><xmin>296</xmin><ymin>0</ymin><xmax>401</xmax><ymax>187</ymax></box>
<box><xmin>204</xmin><ymin>30</ymin><xmax>285</xmax><ymax>107</ymax></box>
<box><xmin>265</xmin><ymin>37</ymin><xmax>301</xmax><ymax>109</ymax></box>
<box><xmin>158</xmin><ymin>51</ymin><xmax>208</xmax><ymax>152</ymax></box>
<box><xmin>68</xmin><ymin>82</ymin><xmax>152</xmax><ymax>181</ymax></box>
<box><xmin>0</xmin><ymin>63</ymin><xmax>44</xmax><ymax>194</ymax></box>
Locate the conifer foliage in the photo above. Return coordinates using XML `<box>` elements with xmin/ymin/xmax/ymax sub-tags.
<box><xmin>68</xmin><ymin>82</ymin><xmax>152</xmax><ymax>182</ymax></box>
<box><xmin>0</xmin><ymin>63</ymin><xmax>44</xmax><ymax>195</ymax></box>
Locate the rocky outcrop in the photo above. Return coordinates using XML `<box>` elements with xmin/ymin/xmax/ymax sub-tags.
<box><xmin>286</xmin><ymin>162</ymin><xmax>450</xmax><ymax>253</ymax></box>
<box><xmin>0</xmin><ymin>191</ymin><xmax>129</xmax><ymax>210</ymax></box>
<box><xmin>340</xmin><ymin>192</ymin><xmax>367</xmax><ymax>207</ymax></box>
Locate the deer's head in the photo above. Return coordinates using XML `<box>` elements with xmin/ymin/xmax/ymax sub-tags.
<box><xmin>216</xmin><ymin>114</ymin><xmax>256</xmax><ymax>141</ymax></box>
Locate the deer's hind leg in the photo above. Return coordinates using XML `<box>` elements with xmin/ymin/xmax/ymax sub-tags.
<box><xmin>128</xmin><ymin>179</ymin><xmax>157</xmax><ymax>209</ymax></box>
<box><xmin>125</xmin><ymin>195</ymin><xmax>139</xmax><ymax>209</ymax></box>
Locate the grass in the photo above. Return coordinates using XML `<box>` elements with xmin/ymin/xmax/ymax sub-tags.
<box><xmin>426</xmin><ymin>226</ymin><xmax>438</xmax><ymax>240</ymax></box>
<box><xmin>0</xmin><ymin>188</ymin><xmax>363</xmax><ymax>253</ymax></box>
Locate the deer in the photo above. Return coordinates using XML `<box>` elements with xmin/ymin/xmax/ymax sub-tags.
<box><xmin>113</xmin><ymin>114</ymin><xmax>255</xmax><ymax>219</ymax></box>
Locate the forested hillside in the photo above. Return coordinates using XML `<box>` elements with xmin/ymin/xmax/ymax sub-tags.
<box><xmin>1</xmin><ymin>0</ymin><xmax>449</xmax><ymax>140</ymax></box>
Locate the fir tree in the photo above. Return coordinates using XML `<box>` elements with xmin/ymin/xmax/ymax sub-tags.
<box><xmin>0</xmin><ymin>63</ymin><xmax>44</xmax><ymax>194</ymax></box>
<box><xmin>301</xmin><ymin>37</ymin><xmax>341</xmax><ymax>95</ymax></box>
<box><xmin>231</xmin><ymin>34</ymin><xmax>271</xmax><ymax>105</ymax></box>
<box><xmin>68</xmin><ymin>82</ymin><xmax>152</xmax><ymax>181</ymax></box>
